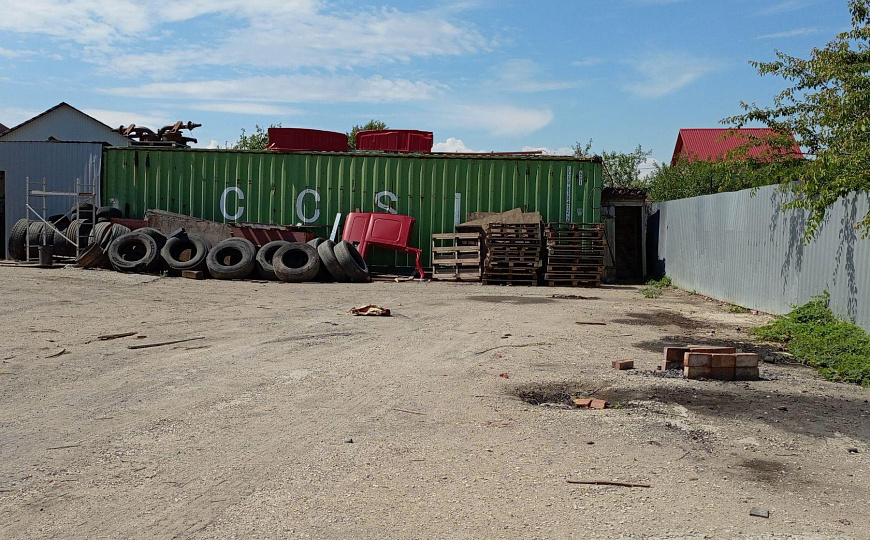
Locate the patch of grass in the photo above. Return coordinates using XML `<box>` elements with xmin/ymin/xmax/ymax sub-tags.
<box><xmin>640</xmin><ymin>276</ymin><xmax>672</xmax><ymax>299</ymax></box>
<box><xmin>752</xmin><ymin>292</ymin><xmax>870</xmax><ymax>387</ymax></box>
<box><xmin>729</xmin><ymin>305</ymin><xmax>750</xmax><ymax>313</ymax></box>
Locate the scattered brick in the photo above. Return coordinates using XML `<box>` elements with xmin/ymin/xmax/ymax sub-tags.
<box><xmin>684</xmin><ymin>352</ymin><xmax>712</xmax><ymax>367</ymax></box>
<box><xmin>710</xmin><ymin>366</ymin><xmax>736</xmax><ymax>380</ymax></box>
<box><xmin>573</xmin><ymin>398</ymin><xmax>592</xmax><ymax>408</ymax></box>
<box><xmin>735</xmin><ymin>366</ymin><xmax>760</xmax><ymax>381</ymax></box>
<box><xmin>684</xmin><ymin>366</ymin><xmax>711</xmax><ymax>379</ymax></box>
<box><xmin>710</xmin><ymin>353</ymin><xmax>737</xmax><ymax>368</ymax></box>
<box><xmin>590</xmin><ymin>399</ymin><xmax>607</xmax><ymax>409</ymax></box>
<box><xmin>735</xmin><ymin>353</ymin><xmax>760</xmax><ymax>367</ymax></box>
<box><xmin>663</xmin><ymin>347</ymin><xmax>690</xmax><ymax>369</ymax></box>
<box><xmin>181</xmin><ymin>270</ymin><xmax>204</xmax><ymax>280</ymax></box>
<box><xmin>689</xmin><ymin>346</ymin><xmax>737</xmax><ymax>354</ymax></box>
<box><xmin>612</xmin><ymin>360</ymin><xmax>634</xmax><ymax>370</ymax></box>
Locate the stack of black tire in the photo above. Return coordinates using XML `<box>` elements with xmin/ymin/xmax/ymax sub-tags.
<box><xmin>207</xmin><ymin>237</ymin><xmax>369</xmax><ymax>282</ymax></box>
<box><xmin>6</xmin><ymin>204</ymin><xmax>125</xmax><ymax>260</ymax></box>
<box><xmin>103</xmin><ymin>231</ymin><xmax>370</xmax><ymax>283</ymax></box>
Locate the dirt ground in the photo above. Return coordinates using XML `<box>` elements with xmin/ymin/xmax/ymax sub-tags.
<box><xmin>0</xmin><ymin>266</ymin><xmax>868</xmax><ymax>540</ymax></box>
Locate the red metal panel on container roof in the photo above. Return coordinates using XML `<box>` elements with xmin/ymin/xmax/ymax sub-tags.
<box><xmin>267</xmin><ymin>128</ymin><xmax>348</xmax><ymax>152</ymax></box>
<box><xmin>671</xmin><ymin>128</ymin><xmax>803</xmax><ymax>165</ymax></box>
<box><xmin>355</xmin><ymin>130</ymin><xmax>433</xmax><ymax>153</ymax></box>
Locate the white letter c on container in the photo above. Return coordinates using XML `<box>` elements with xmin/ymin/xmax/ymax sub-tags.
<box><xmin>220</xmin><ymin>186</ymin><xmax>245</xmax><ymax>221</ymax></box>
<box><xmin>296</xmin><ymin>189</ymin><xmax>321</xmax><ymax>223</ymax></box>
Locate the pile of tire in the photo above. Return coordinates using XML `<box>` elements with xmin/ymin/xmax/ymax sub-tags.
<box><xmin>205</xmin><ymin>237</ymin><xmax>370</xmax><ymax>282</ymax></box>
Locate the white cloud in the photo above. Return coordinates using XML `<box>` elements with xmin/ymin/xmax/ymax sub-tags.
<box><xmin>0</xmin><ymin>1</ymin><xmax>488</xmax><ymax>75</ymax></box>
<box><xmin>82</xmin><ymin>108</ymin><xmax>172</xmax><ymax>129</ymax></box>
<box><xmin>105</xmin><ymin>75</ymin><xmax>443</xmax><ymax>104</ymax></box>
<box><xmin>433</xmin><ymin>137</ymin><xmax>486</xmax><ymax>153</ymax></box>
<box><xmin>204</xmin><ymin>140</ymin><xmax>221</xmax><ymax>149</ymax></box>
<box><xmin>757</xmin><ymin>0</ymin><xmax>811</xmax><ymax>15</ymax></box>
<box><xmin>521</xmin><ymin>145</ymin><xmax>573</xmax><ymax>156</ymax></box>
<box><xmin>571</xmin><ymin>58</ymin><xmax>603</xmax><ymax>67</ymax></box>
<box><xmin>0</xmin><ymin>106</ymin><xmax>40</xmax><ymax>127</ymax></box>
<box><xmin>494</xmin><ymin>59</ymin><xmax>583</xmax><ymax>93</ymax></box>
<box><xmin>443</xmin><ymin>104</ymin><xmax>554</xmax><ymax>136</ymax></box>
<box><xmin>188</xmin><ymin>102</ymin><xmax>303</xmax><ymax>116</ymax></box>
<box><xmin>0</xmin><ymin>48</ymin><xmax>38</xmax><ymax>59</ymax></box>
<box><xmin>624</xmin><ymin>52</ymin><xmax>722</xmax><ymax>98</ymax></box>
<box><xmin>638</xmin><ymin>157</ymin><xmax>660</xmax><ymax>180</ymax></box>
<box><xmin>756</xmin><ymin>27</ymin><xmax>820</xmax><ymax>40</ymax></box>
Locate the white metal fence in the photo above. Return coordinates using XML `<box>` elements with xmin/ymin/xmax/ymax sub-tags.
<box><xmin>650</xmin><ymin>184</ymin><xmax>870</xmax><ymax>331</ymax></box>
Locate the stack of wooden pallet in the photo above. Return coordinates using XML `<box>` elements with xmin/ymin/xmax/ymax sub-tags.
<box><xmin>431</xmin><ymin>232</ymin><xmax>483</xmax><ymax>281</ymax></box>
<box><xmin>483</xmin><ymin>223</ymin><xmax>542</xmax><ymax>286</ymax></box>
<box><xmin>544</xmin><ymin>223</ymin><xmax>605</xmax><ymax>287</ymax></box>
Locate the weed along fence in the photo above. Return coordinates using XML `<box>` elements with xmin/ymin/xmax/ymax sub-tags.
<box><xmin>101</xmin><ymin>148</ymin><xmax>602</xmax><ymax>268</ymax></box>
<box><xmin>649</xmin><ymin>184</ymin><xmax>870</xmax><ymax>331</ymax></box>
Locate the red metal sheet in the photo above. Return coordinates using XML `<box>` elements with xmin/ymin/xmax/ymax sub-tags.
<box><xmin>267</xmin><ymin>128</ymin><xmax>348</xmax><ymax>152</ymax></box>
<box><xmin>230</xmin><ymin>222</ymin><xmax>315</xmax><ymax>247</ymax></box>
<box><xmin>671</xmin><ymin>128</ymin><xmax>803</xmax><ymax>165</ymax></box>
<box><xmin>110</xmin><ymin>218</ymin><xmax>148</xmax><ymax>229</ymax></box>
<box><xmin>355</xmin><ymin>130</ymin><xmax>433</xmax><ymax>153</ymax></box>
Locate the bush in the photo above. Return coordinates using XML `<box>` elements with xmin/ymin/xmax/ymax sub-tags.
<box><xmin>639</xmin><ymin>276</ymin><xmax>671</xmax><ymax>298</ymax></box>
<box><xmin>752</xmin><ymin>292</ymin><xmax>870</xmax><ymax>386</ymax></box>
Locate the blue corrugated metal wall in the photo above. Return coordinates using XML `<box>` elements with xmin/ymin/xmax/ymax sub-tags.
<box><xmin>651</xmin><ymin>185</ymin><xmax>870</xmax><ymax>331</ymax></box>
<box><xmin>0</xmin><ymin>142</ymin><xmax>102</xmax><ymax>259</ymax></box>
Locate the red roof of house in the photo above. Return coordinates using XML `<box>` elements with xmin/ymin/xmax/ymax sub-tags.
<box><xmin>671</xmin><ymin>128</ymin><xmax>802</xmax><ymax>165</ymax></box>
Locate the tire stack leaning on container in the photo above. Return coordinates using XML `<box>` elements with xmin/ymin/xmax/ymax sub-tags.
<box><xmin>272</xmin><ymin>243</ymin><xmax>320</xmax><ymax>282</ymax></box>
<box><xmin>206</xmin><ymin>237</ymin><xmax>257</xmax><ymax>279</ymax></box>
<box><xmin>161</xmin><ymin>233</ymin><xmax>211</xmax><ymax>273</ymax></box>
<box><xmin>107</xmin><ymin>228</ymin><xmax>166</xmax><ymax>273</ymax></box>
<box><xmin>254</xmin><ymin>240</ymin><xmax>292</xmax><ymax>280</ymax></box>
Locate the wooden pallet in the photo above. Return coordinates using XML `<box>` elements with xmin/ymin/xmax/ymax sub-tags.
<box><xmin>432</xmin><ymin>232</ymin><xmax>483</xmax><ymax>281</ymax></box>
<box><xmin>542</xmin><ymin>222</ymin><xmax>606</xmax><ymax>288</ymax></box>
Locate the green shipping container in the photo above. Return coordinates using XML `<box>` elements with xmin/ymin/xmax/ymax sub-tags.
<box><xmin>102</xmin><ymin>148</ymin><xmax>602</xmax><ymax>268</ymax></box>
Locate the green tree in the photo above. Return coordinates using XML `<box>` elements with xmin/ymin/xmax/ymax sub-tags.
<box><xmin>723</xmin><ymin>0</ymin><xmax>870</xmax><ymax>238</ymax></box>
<box><xmin>645</xmin><ymin>157</ymin><xmax>801</xmax><ymax>202</ymax></box>
<box><xmin>573</xmin><ymin>139</ymin><xmax>652</xmax><ymax>188</ymax></box>
<box><xmin>232</xmin><ymin>124</ymin><xmax>280</xmax><ymax>150</ymax></box>
<box><xmin>347</xmin><ymin>119</ymin><xmax>388</xmax><ymax>150</ymax></box>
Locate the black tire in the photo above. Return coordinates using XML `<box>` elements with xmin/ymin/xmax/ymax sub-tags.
<box><xmin>135</xmin><ymin>227</ymin><xmax>167</xmax><ymax>250</ymax></box>
<box><xmin>317</xmin><ymin>240</ymin><xmax>350</xmax><ymax>282</ymax></box>
<box><xmin>334</xmin><ymin>241</ymin><xmax>370</xmax><ymax>283</ymax></box>
<box><xmin>255</xmin><ymin>240</ymin><xmax>291</xmax><ymax>280</ymax></box>
<box><xmin>65</xmin><ymin>219</ymin><xmax>94</xmax><ymax>256</ymax></box>
<box><xmin>307</xmin><ymin>238</ymin><xmax>332</xmax><ymax>281</ymax></box>
<box><xmin>8</xmin><ymin>219</ymin><xmax>28</xmax><ymax>260</ymax></box>
<box><xmin>108</xmin><ymin>231</ymin><xmax>160</xmax><ymax>273</ymax></box>
<box><xmin>161</xmin><ymin>234</ymin><xmax>211</xmax><ymax>271</ymax></box>
<box><xmin>70</xmin><ymin>202</ymin><xmax>95</xmax><ymax>221</ymax></box>
<box><xmin>272</xmin><ymin>243</ymin><xmax>320</xmax><ymax>283</ymax></box>
<box><xmin>206</xmin><ymin>238</ymin><xmax>256</xmax><ymax>279</ymax></box>
<box><xmin>48</xmin><ymin>214</ymin><xmax>70</xmax><ymax>231</ymax></box>
<box><xmin>89</xmin><ymin>221</ymin><xmax>113</xmax><ymax>247</ymax></box>
<box><xmin>95</xmin><ymin>206</ymin><xmax>122</xmax><ymax>223</ymax></box>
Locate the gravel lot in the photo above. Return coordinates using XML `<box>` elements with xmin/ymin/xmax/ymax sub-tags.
<box><xmin>0</xmin><ymin>266</ymin><xmax>867</xmax><ymax>539</ymax></box>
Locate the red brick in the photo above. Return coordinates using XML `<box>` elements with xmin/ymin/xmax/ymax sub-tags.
<box><xmin>684</xmin><ymin>366</ymin><xmax>711</xmax><ymax>379</ymax></box>
<box><xmin>689</xmin><ymin>346</ymin><xmax>737</xmax><ymax>354</ymax></box>
<box><xmin>735</xmin><ymin>366</ymin><xmax>760</xmax><ymax>380</ymax></box>
<box><xmin>684</xmin><ymin>352</ymin><xmax>712</xmax><ymax>367</ymax></box>
<box><xmin>590</xmin><ymin>399</ymin><xmax>607</xmax><ymax>409</ymax></box>
<box><xmin>735</xmin><ymin>353</ymin><xmax>759</xmax><ymax>367</ymax></box>
<box><xmin>710</xmin><ymin>353</ymin><xmax>737</xmax><ymax>368</ymax></box>
<box><xmin>573</xmin><ymin>398</ymin><xmax>592</xmax><ymax>408</ymax></box>
<box><xmin>710</xmin><ymin>366</ymin><xmax>736</xmax><ymax>380</ymax></box>
<box><xmin>612</xmin><ymin>360</ymin><xmax>634</xmax><ymax>370</ymax></box>
<box><xmin>665</xmin><ymin>347</ymin><xmax>690</xmax><ymax>363</ymax></box>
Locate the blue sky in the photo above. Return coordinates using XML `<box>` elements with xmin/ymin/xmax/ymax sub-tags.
<box><xmin>0</xmin><ymin>0</ymin><xmax>852</xmax><ymax>169</ymax></box>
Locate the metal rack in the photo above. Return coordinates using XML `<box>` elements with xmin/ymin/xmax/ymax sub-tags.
<box><xmin>25</xmin><ymin>176</ymin><xmax>97</xmax><ymax>263</ymax></box>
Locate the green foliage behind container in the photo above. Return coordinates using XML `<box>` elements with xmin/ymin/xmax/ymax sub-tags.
<box><xmin>102</xmin><ymin>148</ymin><xmax>602</xmax><ymax>268</ymax></box>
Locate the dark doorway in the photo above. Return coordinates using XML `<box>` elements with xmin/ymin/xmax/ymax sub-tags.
<box><xmin>614</xmin><ymin>205</ymin><xmax>643</xmax><ymax>280</ymax></box>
